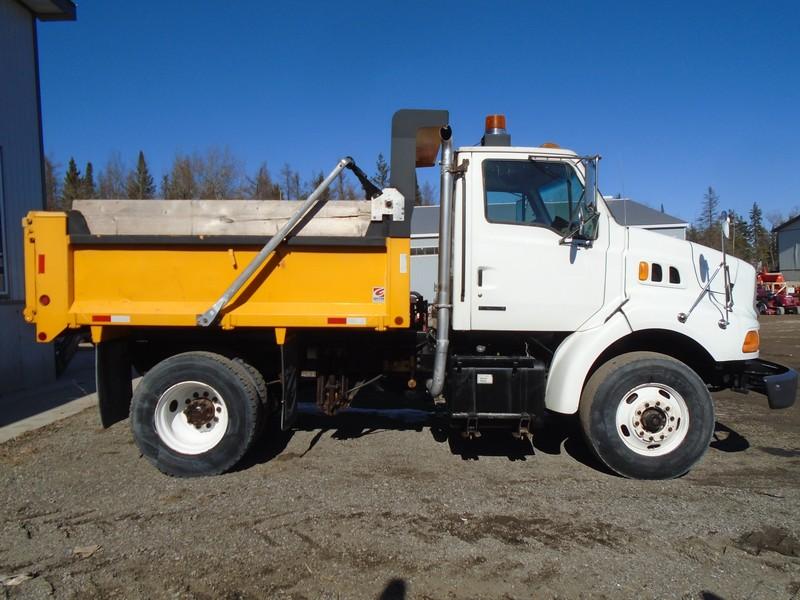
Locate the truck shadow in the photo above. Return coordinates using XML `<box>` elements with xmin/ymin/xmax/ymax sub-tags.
<box><xmin>239</xmin><ymin>406</ymin><xmax>752</xmax><ymax>476</ymax></box>
<box><xmin>709</xmin><ymin>422</ymin><xmax>750</xmax><ymax>453</ymax></box>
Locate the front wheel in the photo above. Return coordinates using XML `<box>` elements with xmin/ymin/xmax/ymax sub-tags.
<box><xmin>130</xmin><ymin>352</ymin><xmax>261</xmax><ymax>477</ymax></box>
<box><xmin>579</xmin><ymin>352</ymin><xmax>714</xmax><ymax>480</ymax></box>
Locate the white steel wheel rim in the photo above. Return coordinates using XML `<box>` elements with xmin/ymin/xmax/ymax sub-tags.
<box><xmin>154</xmin><ymin>381</ymin><xmax>229</xmax><ymax>455</ymax></box>
<box><xmin>614</xmin><ymin>383</ymin><xmax>689</xmax><ymax>457</ymax></box>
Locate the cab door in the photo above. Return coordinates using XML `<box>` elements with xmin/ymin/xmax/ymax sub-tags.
<box><xmin>468</xmin><ymin>155</ymin><xmax>608</xmax><ymax>332</ymax></box>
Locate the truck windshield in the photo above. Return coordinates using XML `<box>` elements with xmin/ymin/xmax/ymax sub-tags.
<box><xmin>483</xmin><ymin>159</ymin><xmax>584</xmax><ymax>235</ymax></box>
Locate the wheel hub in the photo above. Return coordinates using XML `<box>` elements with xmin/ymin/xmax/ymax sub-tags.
<box><xmin>154</xmin><ymin>381</ymin><xmax>228</xmax><ymax>455</ymax></box>
<box><xmin>615</xmin><ymin>383</ymin><xmax>689</xmax><ymax>457</ymax></box>
<box><xmin>641</xmin><ymin>407</ymin><xmax>667</xmax><ymax>433</ymax></box>
<box><xmin>184</xmin><ymin>398</ymin><xmax>216</xmax><ymax>428</ymax></box>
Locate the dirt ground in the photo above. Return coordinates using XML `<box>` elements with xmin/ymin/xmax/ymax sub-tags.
<box><xmin>1</xmin><ymin>319</ymin><xmax>799</xmax><ymax>599</ymax></box>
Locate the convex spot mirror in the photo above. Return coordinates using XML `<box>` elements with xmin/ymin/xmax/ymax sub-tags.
<box><xmin>720</xmin><ymin>211</ymin><xmax>731</xmax><ymax>239</ymax></box>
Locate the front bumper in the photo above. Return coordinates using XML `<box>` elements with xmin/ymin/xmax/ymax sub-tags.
<box><xmin>739</xmin><ymin>359</ymin><xmax>798</xmax><ymax>409</ymax></box>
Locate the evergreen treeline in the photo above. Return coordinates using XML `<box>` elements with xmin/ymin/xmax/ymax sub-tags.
<box><xmin>44</xmin><ymin>149</ymin><xmax>436</xmax><ymax>210</ymax></box>
<box><xmin>685</xmin><ymin>185</ymin><xmax>795</xmax><ymax>270</ymax></box>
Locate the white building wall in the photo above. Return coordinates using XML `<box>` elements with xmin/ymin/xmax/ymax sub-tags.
<box><xmin>647</xmin><ymin>226</ymin><xmax>686</xmax><ymax>240</ymax></box>
<box><xmin>777</xmin><ymin>224</ymin><xmax>800</xmax><ymax>281</ymax></box>
<box><xmin>0</xmin><ymin>0</ymin><xmax>55</xmax><ymax>393</ymax></box>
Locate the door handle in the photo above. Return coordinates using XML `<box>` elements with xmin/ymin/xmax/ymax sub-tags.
<box><xmin>477</xmin><ymin>267</ymin><xmax>484</xmax><ymax>287</ymax></box>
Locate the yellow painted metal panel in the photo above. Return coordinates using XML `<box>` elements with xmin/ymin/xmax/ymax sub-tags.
<box><xmin>23</xmin><ymin>212</ymin><xmax>412</xmax><ymax>337</ymax></box>
<box><xmin>23</xmin><ymin>212</ymin><xmax>73</xmax><ymax>342</ymax></box>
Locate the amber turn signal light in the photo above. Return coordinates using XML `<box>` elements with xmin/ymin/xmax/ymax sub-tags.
<box><xmin>742</xmin><ymin>330</ymin><xmax>760</xmax><ymax>353</ymax></box>
<box><xmin>638</xmin><ymin>261</ymin><xmax>649</xmax><ymax>281</ymax></box>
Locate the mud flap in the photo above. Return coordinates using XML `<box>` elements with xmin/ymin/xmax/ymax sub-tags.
<box><xmin>96</xmin><ymin>338</ymin><xmax>133</xmax><ymax>428</ymax></box>
<box><xmin>280</xmin><ymin>333</ymin><xmax>299</xmax><ymax>431</ymax></box>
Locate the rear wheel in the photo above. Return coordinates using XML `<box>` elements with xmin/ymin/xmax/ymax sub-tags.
<box><xmin>130</xmin><ymin>352</ymin><xmax>261</xmax><ymax>477</ymax></box>
<box><xmin>579</xmin><ymin>352</ymin><xmax>714</xmax><ymax>480</ymax></box>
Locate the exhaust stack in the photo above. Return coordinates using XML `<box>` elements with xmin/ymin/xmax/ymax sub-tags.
<box><xmin>427</xmin><ymin>126</ymin><xmax>454</xmax><ymax>398</ymax></box>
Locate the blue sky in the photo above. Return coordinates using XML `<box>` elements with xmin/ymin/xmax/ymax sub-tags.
<box><xmin>37</xmin><ymin>0</ymin><xmax>799</xmax><ymax>225</ymax></box>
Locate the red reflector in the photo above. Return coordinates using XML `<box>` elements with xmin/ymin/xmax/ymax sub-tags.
<box><xmin>39</xmin><ymin>295</ymin><xmax>50</xmax><ymax>306</ymax></box>
<box><xmin>92</xmin><ymin>315</ymin><xmax>112</xmax><ymax>323</ymax></box>
<box><xmin>38</xmin><ymin>332</ymin><xmax>47</xmax><ymax>341</ymax></box>
<box><xmin>327</xmin><ymin>317</ymin><xmax>346</xmax><ymax>324</ymax></box>
<box><xmin>38</xmin><ymin>254</ymin><xmax>45</xmax><ymax>274</ymax></box>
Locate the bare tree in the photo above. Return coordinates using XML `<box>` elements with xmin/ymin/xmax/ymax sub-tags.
<box><xmin>420</xmin><ymin>181</ymin><xmax>435</xmax><ymax>206</ymax></box>
<box><xmin>334</xmin><ymin>171</ymin><xmax>346</xmax><ymax>200</ymax></box>
<box><xmin>98</xmin><ymin>151</ymin><xmax>128</xmax><ymax>199</ymax></box>
<box><xmin>308</xmin><ymin>171</ymin><xmax>332</xmax><ymax>202</ymax></box>
<box><xmin>163</xmin><ymin>154</ymin><xmax>197</xmax><ymax>199</ymax></box>
<box><xmin>279</xmin><ymin>163</ymin><xmax>293</xmax><ymax>200</ymax></box>
<box><xmin>44</xmin><ymin>155</ymin><xmax>61</xmax><ymax>210</ymax></box>
<box><xmin>196</xmin><ymin>147</ymin><xmax>242</xmax><ymax>199</ymax></box>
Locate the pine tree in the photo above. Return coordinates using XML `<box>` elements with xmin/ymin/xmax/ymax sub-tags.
<box><xmin>414</xmin><ymin>178</ymin><xmax>422</xmax><ymax>206</ymax></box>
<box><xmin>728</xmin><ymin>209</ymin><xmax>753</xmax><ymax>263</ymax></box>
<box><xmin>80</xmin><ymin>162</ymin><xmax>96</xmax><ymax>199</ymax></box>
<box><xmin>693</xmin><ymin>186</ymin><xmax>721</xmax><ymax>249</ymax></box>
<box><xmin>44</xmin><ymin>156</ymin><xmax>60</xmax><ymax>210</ymax></box>
<box><xmin>126</xmin><ymin>150</ymin><xmax>155</xmax><ymax>199</ymax></box>
<box><xmin>61</xmin><ymin>157</ymin><xmax>81</xmax><ymax>210</ymax></box>
<box><xmin>701</xmin><ymin>187</ymin><xmax>719</xmax><ymax>230</ymax></box>
<box><xmin>160</xmin><ymin>174</ymin><xmax>171</xmax><ymax>199</ymax></box>
<box><xmin>372</xmin><ymin>153</ymin><xmax>390</xmax><ymax>188</ymax></box>
<box><xmin>749</xmin><ymin>202</ymin><xmax>772</xmax><ymax>269</ymax></box>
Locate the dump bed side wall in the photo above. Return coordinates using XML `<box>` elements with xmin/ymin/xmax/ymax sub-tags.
<box><xmin>24</xmin><ymin>211</ymin><xmax>411</xmax><ymax>340</ymax></box>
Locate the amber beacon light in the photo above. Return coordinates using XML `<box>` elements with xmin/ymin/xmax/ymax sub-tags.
<box><xmin>485</xmin><ymin>114</ymin><xmax>507</xmax><ymax>133</ymax></box>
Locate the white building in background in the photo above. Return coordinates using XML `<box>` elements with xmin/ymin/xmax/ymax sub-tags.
<box><xmin>603</xmin><ymin>197</ymin><xmax>689</xmax><ymax>240</ymax></box>
<box><xmin>774</xmin><ymin>215</ymin><xmax>800</xmax><ymax>281</ymax></box>
<box><xmin>0</xmin><ymin>0</ymin><xmax>75</xmax><ymax>394</ymax></box>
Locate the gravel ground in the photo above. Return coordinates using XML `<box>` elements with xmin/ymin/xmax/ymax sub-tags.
<box><xmin>1</xmin><ymin>319</ymin><xmax>799</xmax><ymax>599</ymax></box>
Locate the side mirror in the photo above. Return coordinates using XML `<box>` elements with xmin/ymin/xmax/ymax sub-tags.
<box><xmin>583</xmin><ymin>156</ymin><xmax>599</xmax><ymax>212</ymax></box>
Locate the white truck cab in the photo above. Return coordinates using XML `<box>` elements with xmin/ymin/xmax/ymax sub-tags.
<box><xmin>422</xmin><ymin>112</ymin><xmax>795</xmax><ymax>479</ymax></box>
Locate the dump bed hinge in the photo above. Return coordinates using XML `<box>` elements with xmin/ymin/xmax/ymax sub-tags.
<box><xmin>370</xmin><ymin>188</ymin><xmax>405</xmax><ymax>222</ymax></box>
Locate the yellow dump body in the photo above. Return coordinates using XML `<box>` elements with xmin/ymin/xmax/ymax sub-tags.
<box><xmin>23</xmin><ymin>212</ymin><xmax>411</xmax><ymax>343</ymax></box>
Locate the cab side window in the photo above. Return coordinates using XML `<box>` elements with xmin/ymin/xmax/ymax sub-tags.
<box><xmin>483</xmin><ymin>159</ymin><xmax>584</xmax><ymax>235</ymax></box>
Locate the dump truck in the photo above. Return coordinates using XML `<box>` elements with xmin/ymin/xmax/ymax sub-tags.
<box><xmin>22</xmin><ymin>109</ymin><xmax>797</xmax><ymax>479</ymax></box>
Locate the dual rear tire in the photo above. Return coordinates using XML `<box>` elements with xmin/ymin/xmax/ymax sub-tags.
<box><xmin>130</xmin><ymin>352</ymin><xmax>267</xmax><ymax>477</ymax></box>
